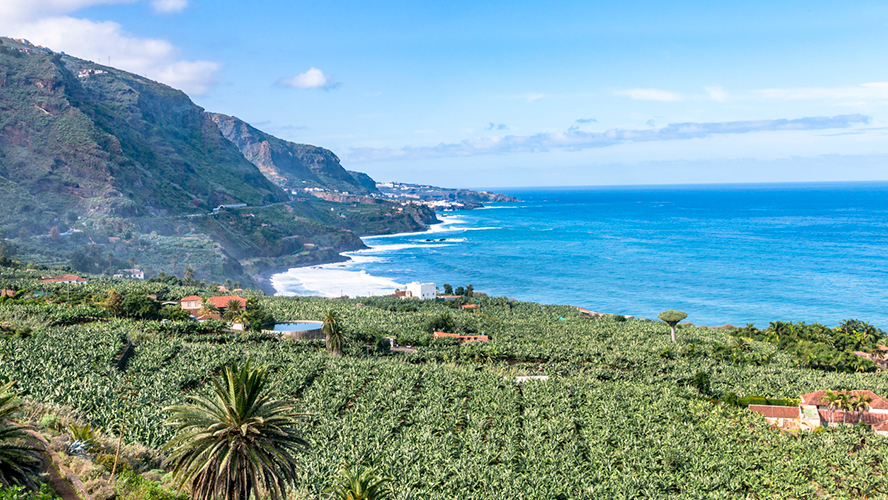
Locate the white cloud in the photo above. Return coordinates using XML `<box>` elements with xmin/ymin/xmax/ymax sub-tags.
<box><xmin>0</xmin><ymin>2</ymin><xmax>220</xmax><ymax>96</ymax></box>
<box><xmin>615</xmin><ymin>88</ymin><xmax>682</xmax><ymax>101</ymax></box>
<box><xmin>347</xmin><ymin>114</ymin><xmax>870</xmax><ymax>162</ymax></box>
<box><xmin>150</xmin><ymin>0</ymin><xmax>187</xmax><ymax>13</ymax></box>
<box><xmin>0</xmin><ymin>0</ymin><xmax>135</xmax><ymax>22</ymax></box>
<box><xmin>752</xmin><ymin>82</ymin><xmax>888</xmax><ymax>101</ymax></box>
<box><xmin>705</xmin><ymin>85</ymin><xmax>728</xmax><ymax>101</ymax></box>
<box><xmin>277</xmin><ymin>67</ymin><xmax>339</xmax><ymax>90</ymax></box>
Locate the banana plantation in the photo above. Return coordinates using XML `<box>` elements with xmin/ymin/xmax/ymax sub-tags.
<box><xmin>1</xmin><ymin>280</ymin><xmax>887</xmax><ymax>498</ymax></box>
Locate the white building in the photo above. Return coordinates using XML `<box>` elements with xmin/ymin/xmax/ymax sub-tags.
<box><xmin>114</xmin><ymin>268</ymin><xmax>144</xmax><ymax>280</ymax></box>
<box><xmin>405</xmin><ymin>282</ymin><xmax>436</xmax><ymax>300</ymax></box>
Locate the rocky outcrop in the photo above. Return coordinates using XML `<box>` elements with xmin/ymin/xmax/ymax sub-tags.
<box><xmin>209</xmin><ymin>113</ymin><xmax>377</xmax><ymax>195</ymax></box>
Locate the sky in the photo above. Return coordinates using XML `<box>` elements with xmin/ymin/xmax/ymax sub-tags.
<box><xmin>3</xmin><ymin>1</ymin><xmax>888</xmax><ymax>188</ymax></box>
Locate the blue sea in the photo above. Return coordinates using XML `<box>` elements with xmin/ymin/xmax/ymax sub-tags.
<box><xmin>271</xmin><ymin>182</ymin><xmax>888</xmax><ymax>329</ymax></box>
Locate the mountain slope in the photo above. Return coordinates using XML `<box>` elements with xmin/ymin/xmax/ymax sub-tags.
<box><xmin>0</xmin><ymin>37</ymin><xmax>287</xmax><ymax>237</ymax></box>
<box><xmin>209</xmin><ymin>113</ymin><xmax>376</xmax><ymax>194</ymax></box>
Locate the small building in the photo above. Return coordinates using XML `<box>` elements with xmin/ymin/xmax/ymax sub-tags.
<box><xmin>405</xmin><ymin>282</ymin><xmax>436</xmax><ymax>300</ymax></box>
<box><xmin>113</xmin><ymin>269</ymin><xmax>144</xmax><ymax>280</ymax></box>
<box><xmin>180</xmin><ymin>295</ymin><xmax>247</xmax><ymax>314</ymax></box>
<box><xmin>434</xmin><ymin>331</ymin><xmax>489</xmax><ymax>343</ymax></box>
<box><xmin>799</xmin><ymin>390</ymin><xmax>888</xmax><ymax>414</ymax></box>
<box><xmin>749</xmin><ymin>390</ymin><xmax>888</xmax><ymax>436</ymax></box>
<box><xmin>40</xmin><ymin>274</ymin><xmax>87</xmax><ymax>284</ymax></box>
<box><xmin>179</xmin><ymin>295</ymin><xmax>204</xmax><ymax>311</ymax></box>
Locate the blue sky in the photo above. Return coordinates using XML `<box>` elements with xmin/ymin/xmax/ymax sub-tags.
<box><xmin>3</xmin><ymin>1</ymin><xmax>888</xmax><ymax>187</ymax></box>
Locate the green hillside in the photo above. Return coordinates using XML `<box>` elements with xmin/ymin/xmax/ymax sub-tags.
<box><xmin>0</xmin><ymin>37</ymin><xmax>288</xmax><ymax>238</ymax></box>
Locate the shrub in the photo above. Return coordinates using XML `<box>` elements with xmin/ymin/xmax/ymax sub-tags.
<box><xmin>38</xmin><ymin>414</ymin><xmax>61</xmax><ymax>431</ymax></box>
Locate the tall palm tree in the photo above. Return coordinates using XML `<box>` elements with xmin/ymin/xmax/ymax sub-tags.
<box><xmin>837</xmin><ymin>391</ymin><xmax>854</xmax><ymax>424</ymax></box>
<box><xmin>823</xmin><ymin>390</ymin><xmax>842</xmax><ymax>425</ymax></box>
<box><xmin>323</xmin><ymin>311</ymin><xmax>344</xmax><ymax>356</ymax></box>
<box><xmin>852</xmin><ymin>393</ymin><xmax>873</xmax><ymax>424</ymax></box>
<box><xmin>163</xmin><ymin>359</ymin><xmax>311</xmax><ymax>500</ymax></box>
<box><xmin>222</xmin><ymin>299</ymin><xmax>243</xmax><ymax>322</ymax></box>
<box><xmin>0</xmin><ymin>381</ymin><xmax>42</xmax><ymax>489</ymax></box>
<box><xmin>326</xmin><ymin>466</ymin><xmax>393</xmax><ymax>500</ymax></box>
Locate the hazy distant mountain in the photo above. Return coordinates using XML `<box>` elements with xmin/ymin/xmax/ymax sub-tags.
<box><xmin>209</xmin><ymin>113</ymin><xmax>378</xmax><ymax>195</ymax></box>
<box><xmin>0</xmin><ymin>36</ymin><xmax>287</xmax><ymax>237</ymax></box>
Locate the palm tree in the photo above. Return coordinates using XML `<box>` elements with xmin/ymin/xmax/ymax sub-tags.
<box><xmin>326</xmin><ymin>466</ymin><xmax>392</xmax><ymax>500</ymax></box>
<box><xmin>852</xmin><ymin>393</ymin><xmax>873</xmax><ymax>424</ymax></box>
<box><xmin>823</xmin><ymin>390</ymin><xmax>842</xmax><ymax>425</ymax></box>
<box><xmin>323</xmin><ymin>311</ymin><xmax>344</xmax><ymax>356</ymax></box>
<box><xmin>163</xmin><ymin>359</ymin><xmax>310</xmax><ymax>500</ymax></box>
<box><xmin>198</xmin><ymin>298</ymin><xmax>219</xmax><ymax>317</ymax></box>
<box><xmin>0</xmin><ymin>381</ymin><xmax>42</xmax><ymax>489</ymax></box>
<box><xmin>838</xmin><ymin>391</ymin><xmax>854</xmax><ymax>424</ymax></box>
<box><xmin>222</xmin><ymin>299</ymin><xmax>243</xmax><ymax>322</ymax></box>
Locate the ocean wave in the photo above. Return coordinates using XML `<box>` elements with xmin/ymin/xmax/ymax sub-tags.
<box><xmin>271</xmin><ymin>267</ymin><xmax>404</xmax><ymax>298</ymax></box>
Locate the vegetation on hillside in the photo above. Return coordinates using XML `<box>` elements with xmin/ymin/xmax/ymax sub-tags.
<box><xmin>1</xmin><ymin>265</ymin><xmax>888</xmax><ymax>498</ymax></box>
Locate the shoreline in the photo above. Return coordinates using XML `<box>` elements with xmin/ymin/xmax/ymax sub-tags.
<box><xmin>258</xmin><ymin>213</ymin><xmax>465</xmax><ymax>296</ymax></box>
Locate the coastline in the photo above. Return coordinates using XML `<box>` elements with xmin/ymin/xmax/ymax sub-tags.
<box><xmin>260</xmin><ymin>212</ymin><xmax>466</xmax><ymax>296</ymax></box>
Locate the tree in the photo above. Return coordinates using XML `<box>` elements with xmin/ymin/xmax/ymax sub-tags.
<box><xmin>443</xmin><ymin>284</ymin><xmax>453</xmax><ymax>295</ymax></box>
<box><xmin>0</xmin><ymin>381</ymin><xmax>42</xmax><ymax>489</ymax></box>
<box><xmin>120</xmin><ymin>295</ymin><xmax>159</xmax><ymax>320</ymax></box>
<box><xmin>184</xmin><ymin>267</ymin><xmax>195</xmax><ymax>283</ymax></box>
<box><xmin>852</xmin><ymin>393</ymin><xmax>873</xmax><ymax>424</ymax></box>
<box><xmin>242</xmin><ymin>297</ymin><xmax>272</xmax><ymax>333</ymax></box>
<box><xmin>222</xmin><ymin>299</ymin><xmax>243</xmax><ymax>321</ymax></box>
<box><xmin>465</xmin><ymin>284</ymin><xmax>474</xmax><ymax>297</ymax></box>
<box><xmin>454</xmin><ymin>286</ymin><xmax>465</xmax><ymax>296</ymax></box>
<box><xmin>658</xmin><ymin>310</ymin><xmax>687</xmax><ymax>343</ymax></box>
<box><xmin>198</xmin><ymin>299</ymin><xmax>219</xmax><ymax>317</ymax></box>
<box><xmin>326</xmin><ymin>466</ymin><xmax>393</xmax><ymax>500</ymax></box>
<box><xmin>163</xmin><ymin>360</ymin><xmax>310</xmax><ymax>500</ymax></box>
<box><xmin>323</xmin><ymin>311</ymin><xmax>344</xmax><ymax>356</ymax></box>
<box><xmin>838</xmin><ymin>391</ymin><xmax>854</xmax><ymax>424</ymax></box>
<box><xmin>48</xmin><ymin>226</ymin><xmax>60</xmax><ymax>242</ymax></box>
<box><xmin>102</xmin><ymin>289</ymin><xmax>124</xmax><ymax>316</ymax></box>
<box><xmin>823</xmin><ymin>390</ymin><xmax>842</xmax><ymax>425</ymax></box>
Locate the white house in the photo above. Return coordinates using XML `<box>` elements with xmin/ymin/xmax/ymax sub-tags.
<box><xmin>114</xmin><ymin>268</ymin><xmax>144</xmax><ymax>280</ymax></box>
<box><xmin>405</xmin><ymin>282</ymin><xmax>436</xmax><ymax>300</ymax></box>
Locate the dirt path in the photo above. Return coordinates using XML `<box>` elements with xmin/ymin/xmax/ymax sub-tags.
<box><xmin>24</xmin><ymin>429</ymin><xmax>90</xmax><ymax>500</ymax></box>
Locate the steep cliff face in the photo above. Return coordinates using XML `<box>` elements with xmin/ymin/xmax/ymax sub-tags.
<box><xmin>208</xmin><ymin>113</ymin><xmax>377</xmax><ymax>195</ymax></box>
<box><xmin>0</xmin><ymin>37</ymin><xmax>287</xmax><ymax>236</ymax></box>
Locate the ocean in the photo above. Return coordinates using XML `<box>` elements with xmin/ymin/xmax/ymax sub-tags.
<box><xmin>271</xmin><ymin>182</ymin><xmax>888</xmax><ymax>329</ymax></box>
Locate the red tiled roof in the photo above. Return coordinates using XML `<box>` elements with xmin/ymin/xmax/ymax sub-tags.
<box><xmin>180</xmin><ymin>295</ymin><xmax>203</xmax><ymax>304</ymax></box>
<box><xmin>799</xmin><ymin>390</ymin><xmax>888</xmax><ymax>410</ymax></box>
<box><xmin>749</xmin><ymin>405</ymin><xmax>799</xmax><ymax>419</ymax></box>
<box><xmin>206</xmin><ymin>296</ymin><xmax>247</xmax><ymax>309</ymax></box>
<box><xmin>817</xmin><ymin>409</ymin><xmax>888</xmax><ymax>425</ymax></box>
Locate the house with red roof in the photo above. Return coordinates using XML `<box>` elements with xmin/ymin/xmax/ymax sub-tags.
<box><xmin>40</xmin><ymin>274</ymin><xmax>87</xmax><ymax>284</ymax></box>
<box><xmin>179</xmin><ymin>295</ymin><xmax>247</xmax><ymax>316</ymax></box>
<box><xmin>799</xmin><ymin>390</ymin><xmax>888</xmax><ymax>413</ymax></box>
<box><xmin>750</xmin><ymin>390</ymin><xmax>888</xmax><ymax>435</ymax></box>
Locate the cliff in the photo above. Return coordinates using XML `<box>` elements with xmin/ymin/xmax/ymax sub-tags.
<box><xmin>208</xmin><ymin>113</ymin><xmax>376</xmax><ymax>195</ymax></box>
